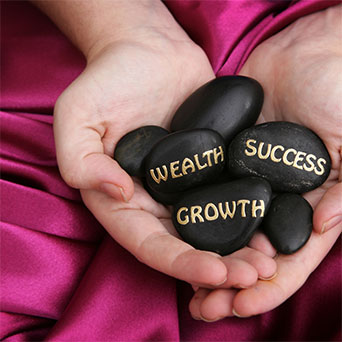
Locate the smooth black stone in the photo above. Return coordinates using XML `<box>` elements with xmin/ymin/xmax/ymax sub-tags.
<box><xmin>172</xmin><ymin>177</ymin><xmax>272</xmax><ymax>256</ymax></box>
<box><xmin>145</xmin><ymin>174</ymin><xmax>232</xmax><ymax>206</ymax></box>
<box><xmin>170</xmin><ymin>76</ymin><xmax>263</xmax><ymax>144</ymax></box>
<box><xmin>228</xmin><ymin>122</ymin><xmax>331</xmax><ymax>193</ymax></box>
<box><xmin>144</xmin><ymin>181</ymin><xmax>182</xmax><ymax>205</ymax></box>
<box><xmin>262</xmin><ymin>193</ymin><xmax>313</xmax><ymax>254</ymax></box>
<box><xmin>145</xmin><ymin>129</ymin><xmax>226</xmax><ymax>193</ymax></box>
<box><xmin>146</xmin><ymin>173</ymin><xmax>233</xmax><ymax>206</ymax></box>
<box><xmin>145</xmin><ymin>172</ymin><xmax>235</xmax><ymax>206</ymax></box>
<box><xmin>114</xmin><ymin>126</ymin><xmax>168</xmax><ymax>177</ymax></box>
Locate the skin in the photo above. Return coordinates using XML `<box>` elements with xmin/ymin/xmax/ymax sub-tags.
<box><xmin>33</xmin><ymin>0</ymin><xmax>341</xmax><ymax>321</ymax></box>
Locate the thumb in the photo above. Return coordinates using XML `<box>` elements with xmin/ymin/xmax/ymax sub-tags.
<box><xmin>313</xmin><ymin>182</ymin><xmax>342</xmax><ymax>234</ymax></box>
<box><xmin>53</xmin><ymin>108</ymin><xmax>134</xmax><ymax>202</ymax></box>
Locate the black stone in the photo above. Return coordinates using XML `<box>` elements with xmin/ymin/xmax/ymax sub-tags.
<box><xmin>172</xmin><ymin>177</ymin><xmax>272</xmax><ymax>256</ymax></box>
<box><xmin>228</xmin><ymin>122</ymin><xmax>331</xmax><ymax>193</ymax></box>
<box><xmin>144</xmin><ymin>180</ymin><xmax>182</xmax><ymax>205</ymax></box>
<box><xmin>114</xmin><ymin>126</ymin><xmax>168</xmax><ymax>177</ymax></box>
<box><xmin>170</xmin><ymin>76</ymin><xmax>264</xmax><ymax>144</ymax></box>
<box><xmin>145</xmin><ymin>129</ymin><xmax>226</xmax><ymax>193</ymax></box>
<box><xmin>262</xmin><ymin>193</ymin><xmax>313</xmax><ymax>254</ymax></box>
<box><xmin>145</xmin><ymin>172</ymin><xmax>235</xmax><ymax>206</ymax></box>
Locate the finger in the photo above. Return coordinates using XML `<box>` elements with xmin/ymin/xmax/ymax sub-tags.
<box><xmin>198</xmin><ymin>288</ymin><xmax>238</xmax><ymax>322</ymax></box>
<box><xmin>230</xmin><ymin>247</ymin><xmax>277</xmax><ymax>280</ymax></box>
<box><xmin>54</xmin><ymin>101</ymin><xmax>134</xmax><ymax>201</ymax></box>
<box><xmin>81</xmin><ymin>189</ymin><xmax>227</xmax><ymax>286</ymax></box>
<box><xmin>189</xmin><ymin>288</ymin><xmax>211</xmax><ymax>320</ymax></box>
<box><xmin>191</xmin><ymin>248</ymin><xmax>275</xmax><ymax>290</ymax></box>
<box><xmin>248</xmin><ymin>230</ymin><xmax>277</xmax><ymax>257</ymax></box>
<box><xmin>313</xmin><ymin>182</ymin><xmax>342</xmax><ymax>234</ymax></box>
<box><xmin>232</xmin><ymin>226</ymin><xmax>341</xmax><ymax>317</ymax></box>
<box><xmin>207</xmin><ymin>256</ymin><xmax>258</xmax><ymax>289</ymax></box>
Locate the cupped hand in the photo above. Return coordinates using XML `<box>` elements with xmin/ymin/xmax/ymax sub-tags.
<box><xmin>189</xmin><ymin>4</ymin><xmax>342</xmax><ymax>320</ymax></box>
<box><xmin>54</xmin><ymin>21</ymin><xmax>277</xmax><ymax>287</ymax></box>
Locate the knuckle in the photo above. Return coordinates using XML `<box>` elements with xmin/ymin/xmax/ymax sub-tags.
<box><xmin>59</xmin><ymin>163</ymin><xmax>82</xmax><ymax>189</ymax></box>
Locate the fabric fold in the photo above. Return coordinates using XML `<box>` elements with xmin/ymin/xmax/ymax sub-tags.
<box><xmin>1</xmin><ymin>221</ymin><xmax>98</xmax><ymax>320</ymax></box>
<box><xmin>1</xmin><ymin>312</ymin><xmax>55</xmax><ymax>342</ymax></box>
<box><xmin>46</xmin><ymin>236</ymin><xmax>180</xmax><ymax>342</ymax></box>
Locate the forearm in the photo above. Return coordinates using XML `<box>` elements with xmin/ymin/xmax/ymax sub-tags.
<box><xmin>31</xmin><ymin>0</ymin><xmax>183</xmax><ymax>60</ymax></box>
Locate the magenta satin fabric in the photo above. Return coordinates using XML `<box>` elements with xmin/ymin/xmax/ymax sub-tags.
<box><xmin>1</xmin><ymin>1</ymin><xmax>341</xmax><ymax>341</ymax></box>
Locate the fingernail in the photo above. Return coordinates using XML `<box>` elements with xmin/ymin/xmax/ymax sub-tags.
<box><xmin>259</xmin><ymin>272</ymin><xmax>278</xmax><ymax>281</ymax></box>
<box><xmin>233</xmin><ymin>284</ymin><xmax>249</xmax><ymax>289</ymax></box>
<box><xmin>321</xmin><ymin>215</ymin><xmax>342</xmax><ymax>234</ymax></box>
<box><xmin>119</xmin><ymin>186</ymin><xmax>129</xmax><ymax>203</ymax></box>
<box><xmin>232</xmin><ymin>308</ymin><xmax>250</xmax><ymax>318</ymax></box>
<box><xmin>213</xmin><ymin>276</ymin><xmax>227</xmax><ymax>286</ymax></box>
<box><xmin>200</xmin><ymin>315</ymin><xmax>224</xmax><ymax>323</ymax></box>
<box><xmin>101</xmin><ymin>183</ymin><xmax>129</xmax><ymax>202</ymax></box>
<box><xmin>192</xmin><ymin>285</ymin><xmax>199</xmax><ymax>292</ymax></box>
<box><xmin>191</xmin><ymin>315</ymin><xmax>202</xmax><ymax>321</ymax></box>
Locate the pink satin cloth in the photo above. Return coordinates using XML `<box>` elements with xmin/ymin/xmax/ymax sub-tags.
<box><xmin>1</xmin><ymin>1</ymin><xmax>341</xmax><ymax>341</ymax></box>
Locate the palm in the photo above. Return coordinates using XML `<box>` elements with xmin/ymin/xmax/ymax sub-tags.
<box><xmin>255</xmin><ymin>35</ymin><xmax>341</xmax><ymax>211</ymax></box>
<box><xmin>58</xmin><ymin>38</ymin><xmax>226</xmax><ymax>284</ymax></box>
<box><xmin>56</xmin><ymin>39</ymin><xmax>215</xmax><ymax>153</ymax></box>
<box><xmin>277</xmin><ymin>58</ymin><xmax>340</xmax><ymax>211</ymax></box>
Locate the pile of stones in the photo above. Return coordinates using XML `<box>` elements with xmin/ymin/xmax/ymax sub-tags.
<box><xmin>114</xmin><ymin>76</ymin><xmax>331</xmax><ymax>256</ymax></box>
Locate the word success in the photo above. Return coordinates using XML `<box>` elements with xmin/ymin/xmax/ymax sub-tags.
<box><xmin>149</xmin><ymin>146</ymin><xmax>224</xmax><ymax>184</ymax></box>
<box><xmin>244</xmin><ymin>139</ymin><xmax>327</xmax><ymax>175</ymax></box>
<box><xmin>176</xmin><ymin>199</ymin><xmax>265</xmax><ymax>225</ymax></box>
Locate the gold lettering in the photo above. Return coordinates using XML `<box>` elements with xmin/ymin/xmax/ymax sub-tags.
<box><xmin>303</xmin><ymin>154</ymin><xmax>316</xmax><ymax>172</ymax></box>
<box><xmin>177</xmin><ymin>200</ymin><xmax>268</xmax><ymax>224</ymax></box>
<box><xmin>194</xmin><ymin>154</ymin><xmax>208</xmax><ymax>170</ymax></box>
<box><xmin>190</xmin><ymin>206</ymin><xmax>204</xmax><ymax>223</ymax></box>
<box><xmin>293</xmin><ymin>151</ymin><xmax>307</xmax><ymax>170</ymax></box>
<box><xmin>202</xmin><ymin>150</ymin><xmax>214</xmax><ymax>167</ymax></box>
<box><xmin>270</xmin><ymin>145</ymin><xmax>285</xmax><ymax>162</ymax></box>
<box><xmin>170</xmin><ymin>161</ymin><xmax>182</xmax><ymax>178</ymax></box>
<box><xmin>237</xmin><ymin>199</ymin><xmax>250</xmax><ymax>217</ymax></box>
<box><xmin>251</xmin><ymin>200</ymin><xmax>265</xmax><ymax>218</ymax></box>
<box><xmin>283</xmin><ymin>148</ymin><xmax>297</xmax><ymax>166</ymax></box>
<box><xmin>213</xmin><ymin>146</ymin><xmax>225</xmax><ymax>164</ymax></box>
<box><xmin>245</xmin><ymin>139</ymin><xmax>257</xmax><ymax>156</ymax></box>
<box><xmin>257</xmin><ymin>142</ymin><xmax>272</xmax><ymax>160</ymax></box>
<box><xmin>150</xmin><ymin>166</ymin><xmax>168</xmax><ymax>184</ymax></box>
<box><xmin>181</xmin><ymin>158</ymin><xmax>196</xmax><ymax>175</ymax></box>
<box><xmin>314</xmin><ymin>158</ymin><xmax>327</xmax><ymax>176</ymax></box>
<box><xmin>204</xmin><ymin>203</ymin><xmax>219</xmax><ymax>221</ymax></box>
<box><xmin>177</xmin><ymin>207</ymin><xmax>189</xmax><ymax>225</ymax></box>
<box><xmin>218</xmin><ymin>201</ymin><xmax>236</xmax><ymax>219</ymax></box>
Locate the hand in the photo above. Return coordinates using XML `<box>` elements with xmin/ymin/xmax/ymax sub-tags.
<box><xmin>52</xmin><ymin>1</ymin><xmax>277</xmax><ymax>290</ymax></box>
<box><xmin>189</xmin><ymin>4</ymin><xmax>342</xmax><ymax>320</ymax></box>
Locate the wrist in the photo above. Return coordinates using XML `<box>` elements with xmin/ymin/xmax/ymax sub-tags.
<box><xmin>32</xmin><ymin>0</ymin><xmax>189</xmax><ymax>63</ymax></box>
